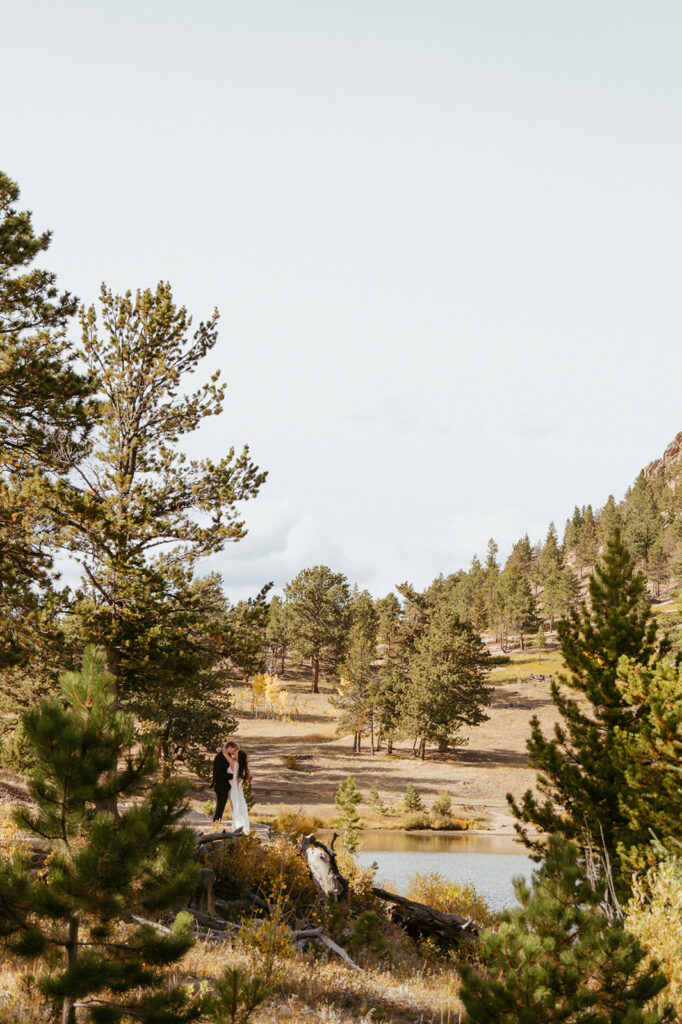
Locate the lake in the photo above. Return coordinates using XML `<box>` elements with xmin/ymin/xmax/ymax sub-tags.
<box><xmin>353</xmin><ymin>831</ymin><xmax>535</xmax><ymax>912</ymax></box>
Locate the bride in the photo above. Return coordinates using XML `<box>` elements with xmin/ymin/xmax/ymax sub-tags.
<box><xmin>226</xmin><ymin>747</ymin><xmax>251</xmax><ymax>835</ymax></box>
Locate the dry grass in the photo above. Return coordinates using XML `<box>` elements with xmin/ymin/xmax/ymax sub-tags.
<box><xmin>183</xmin><ymin>936</ymin><xmax>464</xmax><ymax>1023</ymax></box>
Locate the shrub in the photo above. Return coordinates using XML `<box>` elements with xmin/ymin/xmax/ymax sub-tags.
<box><xmin>0</xmin><ymin>805</ymin><xmax>29</xmax><ymax>861</ymax></box>
<box><xmin>281</xmin><ymin>753</ymin><xmax>303</xmax><ymax>770</ymax></box>
<box><xmin>0</xmin><ymin>721</ymin><xmax>36</xmax><ymax>774</ymax></box>
<box><xmin>337</xmin><ymin>852</ymin><xmax>377</xmax><ymax>909</ymax></box>
<box><xmin>406</xmin><ymin>871</ymin><xmax>495</xmax><ymax>927</ymax></box>
<box><xmin>208</xmin><ymin>833</ymin><xmax>317</xmax><ymax>910</ymax></box>
<box><xmin>239</xmin><ymin>897</ymin><xmax>294</xmax><ymax>984</ymax></box>
<box><xmin>403</xmin><ymin>783</ymin><xmax>424</xmax><ymax>812</ymax></box>
<box><xmin>627</xmin><ymin>851</ymin><xmax>682</xmax><ymax>1016</ymax></box>
<box><xmin>431</xmin><ymin>792</ymin><xmax>452</xmax><ymax>817</ymax></box>
<box><xmin>404</xmin><ymin>812</ymin><xmax>430</xmax><ymax>830</ymax></box>
<box><xmin>430</xmin><ymin>791</ymin><xmax>454</xmax><ymax>829</ymax></box>
<box><xmin>271</xmin><ymin>807</ymin><xmax>323</xmax><ymax>840</ymax></box>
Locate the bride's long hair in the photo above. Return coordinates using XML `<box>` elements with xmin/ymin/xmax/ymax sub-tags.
<box><xmin>237</xmin><ymin>749</ymin><xmax>249</xmax><ymax>781</ymax></box>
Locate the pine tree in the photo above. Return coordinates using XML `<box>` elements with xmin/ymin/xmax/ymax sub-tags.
<box><xmin>598</xmin><ymin>494</ymin><xmax>621</xmax><ymax>548</ymax></box>
<box><xmin>125</xmin><ymin>572</ymin><xmax>238</xmax><ymax>780</ymax></box>
<box><xmin>285</xmin><ymin>565</ymin><xmax>351</xmax><ymax>693</ymax></box>
<box><xmin>375</xmin><ymin>592</ymin><xmax>402</xmax><ymax>658</ymax></box>
<box><xmin>576</xmin><ymin>504</ymin><xmax>599</xmax><ymax>578</ymax></box>
<box><xmin>55</xmin><ymin>284</ymin><xmax>265</xmax><ymax>724</ymax></box>
<box><xmin>330</xmin><ymin>590</ymin><xmax>379</xmax><ymax>752</ymax></box>
<box><xmin>0</xmin><ymin>172</ymin><xmax>91</xmax><ymax>669</ymax></box>
<box><xmin>265</xmin><ymin>595</ymin><xmax>290</xmax><ymax>674</ymax></box>
<box><xmin>623</xmin><ymin>473</ymin><xmax>664</xmax><ymax>576</ymax></box>
<box><xmin>508</xmin><ymin>531</ymin><xmax>666</xmax><ymax>895</ymax></box>
<box><xmin>0</xmin><ymin>646</ymin><xmax>201</xmax><ymax>1024</ymax></box>
<box><xmin>404</xmin><ymin>604</ymin><xmax>491</xmax><ymax>758</ymax></box>
<box><xmin>537</xmin><ymin>523</ymin><xmax>563</xmax><ymax>630</ymax></box>
<box><xmin>334</xmin><ymin>775</ymin><xmax>362</xmax><ymax>853</ymax></box>
<box><xmin>492</xmin><ymin>563</ymin><xmax>537</xmax><ymax>651</ymax></box>
<box><xmin>458</xmin><ymin>835</ymin><xmax>672</xmax><ymax>1024</ymax></box>
<box><xmin>403</xmin><ymin>782</ymin><xmax>424</xmax><ymax>811</ymax></box>
<box><xmin>615</xmin><ymin>657</ymin><xmax>682</xmax><ymax>875</ymax></box>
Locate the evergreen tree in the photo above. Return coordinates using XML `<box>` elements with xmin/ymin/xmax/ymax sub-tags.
<box><xmin>404</xmin><ymin>604</ymin><xmax>491</xmax><ymax>758</ymax></box>
<box><xmin>285</xmin><ymin>565</ymin><xmax>351</xmax><ymax>693</ymax></box>
<box><xmin>223</xmin><ymin>584</ymin><xmax>271</xmax><ymax>682</ymax></box>
<box><xmin>330</xmin><ymin>590</ymin><xmax>379</xmax><ymax>752</ymax></box>
<box><xmin>494</xmin><ymin>564</ymin><xmax>538</xmax><ymax>650</ymax></box>
<box><xmin>507</xmin><ymin>534</ymin><xmax>533</xmax><ymax>577</ymax></box>
<box><xmin>458</xmin><ymin>835</ymin><xmax>672</xmax><ymax>1024</ymax></box>
<box><xmin>56</xmin><ymin>284</ymin><xmax>265</xmax><ymax>711</ymax></box>
<box><xmin>575</xmin><ymin>504</ymin><xmax>599</xmax><ymax>578</ymax></box>
<box><xmin>538</xmin><ymin>523</ymin><xmax>564</xmax><ymax>630</ymax></box>
<box><xmin>623</xmin><ymin>473</ymin><xmax>664</xmax><ymax>576</ymax></box>
<box><xmin>373</xmin><ymin>661</ymin><xmax>407</xmax><ymax>754</ymax></box>
<box><xmin>334</xmin><ymin>775</ymin><xmax>362</xmax><ymax>854</ymax></box>
<box><xmin>0</xmin><ymin>172</ymin><xmax>91</xmax><ymax>669</ymax></box>
<box><xmin>615</xmin><ymin>657</ymin><xmax>682</xmax><ymax>875</ymax></box>
<box><xmin>0</xmin><ymin>646</ymin><xmax>201</xmax><ymax>1024</ymax></box>
<box><xmin>598</xmin><ymin>494</ymin><xmax>621</xmax><ymax>548</ymax></box>
<box><xmin>508</xmin><ymin>531</ymin><xmax>666</xmax><ymax>895</ymax></box>
<box><xmin>265</xmin><ymin>595</ymin><xmax>290</xmax><ymax>674</ymax></box>
<box><xmin>375</xmin><ymin>592</ymin><xmax>401</xmax><ymax>657</ymax></box>
<box><xmin>127</xmin><ymin>573</ymin><xmax>239</xmax><ymax>780</ymax></box>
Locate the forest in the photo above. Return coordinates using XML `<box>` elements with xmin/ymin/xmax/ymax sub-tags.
<box><xmin>1</xmin><ymin>171</ymin><xmax>682</xmax><ymax>1023</ymax></box>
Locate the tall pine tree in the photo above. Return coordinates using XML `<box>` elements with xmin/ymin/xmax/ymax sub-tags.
<box><xmin>285</xmin><ymin>565</ymin><xmax>351</xmax><ymax>693</ymax></box>
<box><xmin>0</xmin><ymin>172</ymin><xmax>91</xmax><ymax>669</ymax></box>
<box><xmin>458</xmin><ymin>835</ymin><xmax>672</xmax><ymax>1024</ymax></box>
<box><xmin>508</xmin><ymin>530</ymin><xmax>667</xmax><ymax>894</ymax></box>
<box><xmin>56</xmin><ymin>284</ymin><xmax>265</xmax><ymax>714</ymax></box>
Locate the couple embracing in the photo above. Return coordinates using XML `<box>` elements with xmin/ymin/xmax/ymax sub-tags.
<box><xmin>210</xmin><ymin>740</ymin><xmax>251</xmax><ymax>834</ymax></box>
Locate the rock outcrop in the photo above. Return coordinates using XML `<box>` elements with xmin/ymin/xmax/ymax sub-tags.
<box><xmin>642</xmin><ymin>430</ymin><xmax>682</xmax><ymax>488</ymax></box>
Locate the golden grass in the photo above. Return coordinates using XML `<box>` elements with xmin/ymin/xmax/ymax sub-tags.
<box><xmin>183</xmin><ymin>936</ymin><xmax>464</xmax><ymax>1023</ymax></box>
<box><xmin>490</xmin><ymin>651</ymin><xmax>564</xmax><ymax>685</ymax></box>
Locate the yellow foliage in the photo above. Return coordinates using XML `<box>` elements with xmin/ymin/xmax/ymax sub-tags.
<box><xmin>627</xmin><ymin>857</ymin><xmax>682</xmax><ymax>1016</ymax></box>
<box><xmin>405</xmin><ymin>871</ymin><xmax>496</xmax><ymax>928</ymax></box>
<box><xmin>205</xmin><ymin>834</ymin><xmax>317</xmax><ymax>910</ymax></box>
<box><xmin>0</xmin><ymin>805</ymin><xmax>29</xmax><ymax>862</ymax></box>
<box><xmin>271</xmin><ymin>808</ymin><xmax>324</xmax><ymax>840</ymax></box>
<box><xmin>251</xmin><ymin>673</ymin><xmax>288</xmax><ymax>719</ymax></box>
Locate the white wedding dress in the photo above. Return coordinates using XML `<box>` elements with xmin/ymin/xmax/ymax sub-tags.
<box><xmin>230</xmin><ymin>777</ymin><xmax>251</xmax><ymax>835</ymax></box>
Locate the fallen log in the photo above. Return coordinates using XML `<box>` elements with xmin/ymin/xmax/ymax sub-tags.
<box><xmin>187</xmin><ymin>908</ymin><xmax>231</xmax><ymax>931</ymax></box>
<box><xmin>196</xmin><ymin>829</ymin><xmax>245</xmax><ymax>847</ymax></box>
<box><xmin>371</xmin><ymin>886</ymin><xmax>480</xmax><ymax>944</ymax></box>
<box><xmin>300</xmin><ymin>833</ymin><xmax>347</xmax><ymax>900</ymax></box>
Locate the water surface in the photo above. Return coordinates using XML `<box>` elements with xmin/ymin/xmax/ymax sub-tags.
<box><xmin>353</xmin><ymin>831</ymin><xmax>535</xmax><ymax>912</ymax></box>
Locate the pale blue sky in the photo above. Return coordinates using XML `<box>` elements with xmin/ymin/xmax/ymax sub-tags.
<box><xmin>4</xmin><ymin>2</ymin><xmax>682</xmax><ymax>598</ymax></box>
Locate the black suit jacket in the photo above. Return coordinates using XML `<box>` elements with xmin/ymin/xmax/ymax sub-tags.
<box><xmin>211</xmin><ymin>751</ymin><xmax>233</xmax><ymax>792</ymax></box>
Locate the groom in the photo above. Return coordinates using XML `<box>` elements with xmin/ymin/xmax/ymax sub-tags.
<box><xmin>211</xmin><ymin>740</ymin><xmax>238</xmax><ymax>823</ymax></box>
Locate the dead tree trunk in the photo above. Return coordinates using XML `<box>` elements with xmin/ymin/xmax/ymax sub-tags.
<box><xmin>372</xmin><ymin>886</ymin><xmax>480</xmax><ymax>945</ymax></box>
<box><xmin>300</xmin><ymin>834</ymin><xmax>348</xmax><ymax>900</ymax></box>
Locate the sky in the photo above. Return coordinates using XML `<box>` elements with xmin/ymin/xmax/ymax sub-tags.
<box><xmin>4</xmin><ymin>1</ymin><xmax>682</xmax><ymax>600</ymax></box>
